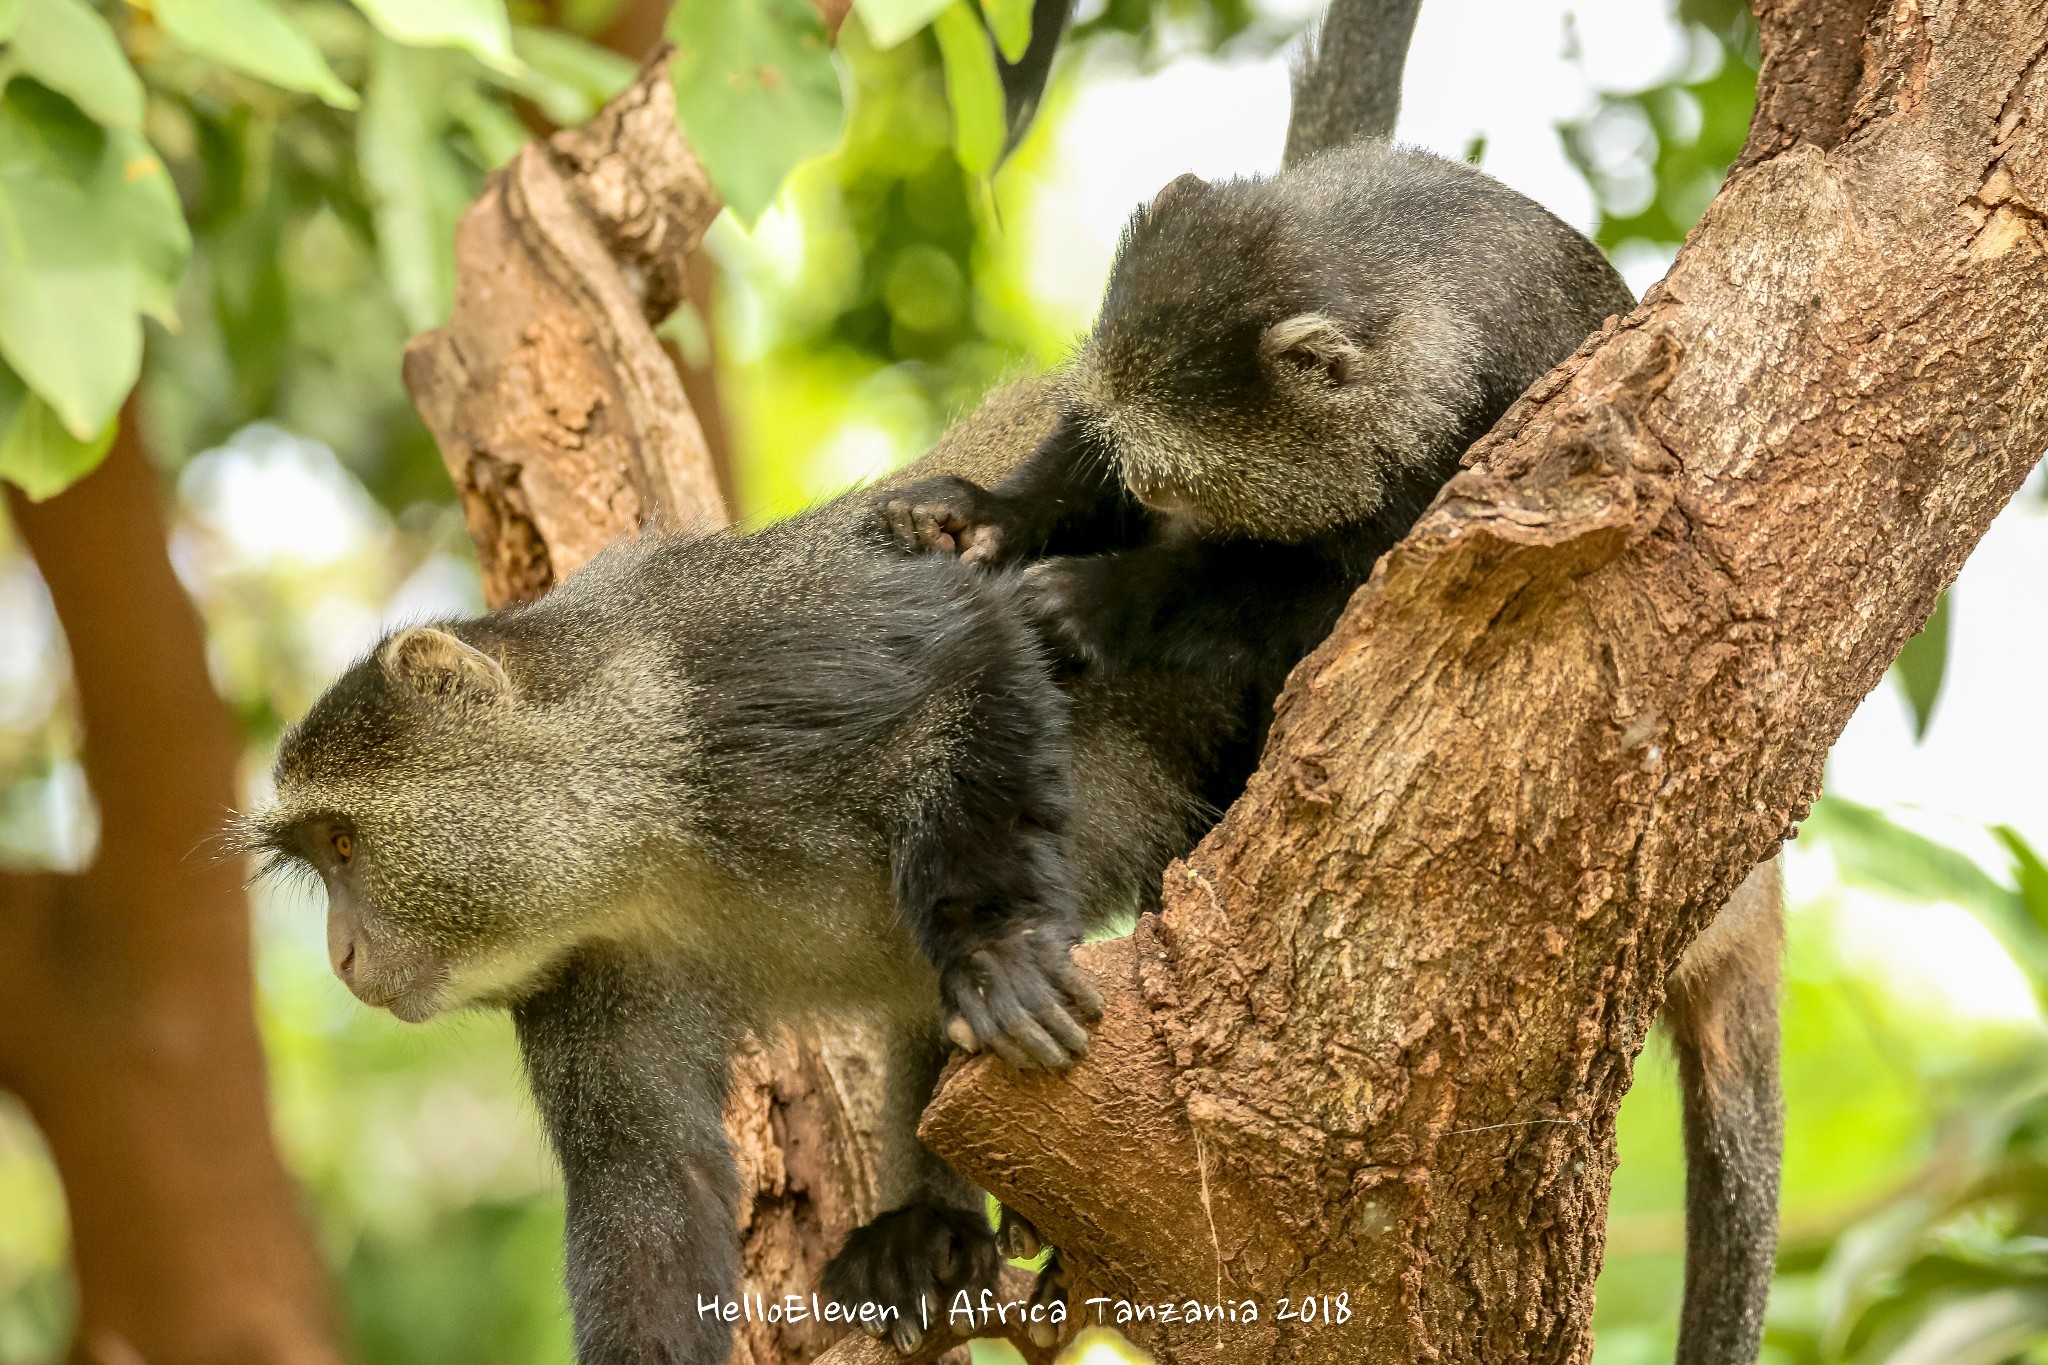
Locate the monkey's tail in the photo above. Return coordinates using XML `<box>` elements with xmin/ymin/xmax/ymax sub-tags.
<box><xmin>1281</xmin><ymin>0</ymin><xmax>1425</xmax><ymax>167</ymax></box>
<box><xmin>1662</xmin><ymin>857</ymin><xmax>1784</xmax><ymax>1365</ymax></box>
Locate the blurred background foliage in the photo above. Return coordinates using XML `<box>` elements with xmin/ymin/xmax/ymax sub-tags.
<box><xmin>3</xmin><ymin>0</ymin><xmax>2047</xmax><ymax>1363</ymax></box>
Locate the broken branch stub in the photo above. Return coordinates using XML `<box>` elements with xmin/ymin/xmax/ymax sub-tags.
<box><xmin>403</xmin><ymin>50</ymin><xmax>727</xmax><ymax>606</ymax></box>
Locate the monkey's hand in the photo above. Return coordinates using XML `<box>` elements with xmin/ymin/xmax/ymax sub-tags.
<box><xmin>875</xmin><ymin>476</ymin><xmax>1016</xmax><ymax>565</ymax></box>
<box><xmin>939</xmin><ymin>921</ymin><xmax>1102</xmax><ymax>1070</ymax></box>
<box><xmin>1017</xmin><ymin>557</ymin><xmax>1116</xmax><ymax>670</ymax></box>
<box><xmin>823</xmin><ymin>1202</ymin><xmax>1000</xmax><ymax>1354</ymax></box>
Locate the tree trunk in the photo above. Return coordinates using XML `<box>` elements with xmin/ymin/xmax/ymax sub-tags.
<box><xmin>0</xmin><ymin>419</ymin><xmax>343</xmax><ymax>1365</ymax></box>
<box><xmin>403</xmin><ymin>2</ymin><xmax>2048</xmax><ymax>1363</ymax></box>
<box><xmin>920</xmin><ymin>2</ymin><xmax>2048</xmax><ymax>1361</ymax></box>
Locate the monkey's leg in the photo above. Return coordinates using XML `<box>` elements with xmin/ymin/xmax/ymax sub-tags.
<box><xmin>823</xmin><ymin>1021</ymin><xmax>999</xmax><ymax>1355</ymax></box>
<box><xmin>876</xmin><ymin>412</ymin><xmax>1140</xmax><ymax>564</ymax></box>
<box><xmin>513</xmin><ymin>951</ymin><xmax>742</xmax><ymax>1365</ymax></box>
<box><xmin>889</xmin><ymin>674</ymin><xmax>1102</xmax><ymax>1070</ymax></box>
<box><xmin>1663</xmin><ymin>855</ymin><xmax>1784</xmax><ymax>1365</ymax></box>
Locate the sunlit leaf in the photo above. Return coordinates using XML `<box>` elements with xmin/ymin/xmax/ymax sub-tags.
<box><xmin>851</xmin><ymin>0</ymin><xmax>950</xmax><ymax>49</ymax></box>
<box><xmin>505</xmin><ymin>25</ymin><xmax>635</xmax><ymax>126</ymax></box>
<box><xmin>154</xmin><ymin>0</ymin><xmax>360</xmax><ymax>110</ymax></box>
<box><xmin>348</xmin><ymin>0</ymin><xmax>522</xmax><ymax>76</ymax></box>
<box><xmin>0</xmin><ymin>82</ymin><xmax>189</xmax><ymax>438</ymax></box>
<box><xmin>1992</xmin><ymin>825</ymin><xmax>2048</xmax><ymax>938</ymax></box>
<box><xmin>1805</xmin><ymin>798</ymin><xmax>2048</xmax><ymax>1000</ymax></box>
<box><xmin>357</xmin><ymin>39</ymin><xmax>473</xmax><ymax>331</ymax></box>
<box><xmin>0</xmin><ymin>359</ymin><xmax>115</xmax><ymax>498</ymax></box>
<box><xmin>3</xmin><ymin>0</ymin><xmax>144</xmax><ymax>130</ymax></box>
<box><xmin>666</xmin><ymin>0</ymin><xmax>844</xmax><ymax>224</ymax></box>
<box><xmin>1892</xmin><ymin>590</ymin><xmax>1950</xmax><ymax>740</ymax></box>
<box><xmin>981</xmin><ymin>0</ymin><xmax>1032</xmax><ymax>62</ymax></box>
<box><xmin>0</xmin><ymin>0</ymin><xmax>24</xmax><ymax>42</ymax></box>
<box><xmin>932</xmin><ymin>1</ymin><xmax>1001</xmax><ymax>178</ymax></box>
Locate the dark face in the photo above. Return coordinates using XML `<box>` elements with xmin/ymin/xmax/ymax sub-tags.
<box><xmin>282</xmin><ymin>813</ymin><xmax>450</xmax><ymax>1022</ymax></box>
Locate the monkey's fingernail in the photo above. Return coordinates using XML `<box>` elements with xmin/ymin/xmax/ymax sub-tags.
<box><xmin>891</xmin><ymin>1321</ymin><xmax>922</xmax><ymax>1353</ymax></box>
<box><xmin>946</xmin><ymin>1016</ymin><xmax>979</xmax><ymax>1051</ymax></box>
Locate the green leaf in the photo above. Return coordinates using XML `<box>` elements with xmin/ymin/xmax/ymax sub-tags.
<box><xmin>1806</xmin><ymin>798</ymin><xmax>2048</xmax><ymax>1000</ymax></box>
<box><xmin>932</xmin><ymin>1</ymin><xmax>1002</xmax><ymax>178</ymax></box>
<box><xmin>0</xmin><ymin>0</ymin><xmax>24</xmax><ymax>43</ymax></box>
<box><xmin>357</xmin><ymin>39</ymin><xmax>472</xmax><ymax>331</ymax></box>
<box><xmin>4</xmin><ymin>0</ymin><xmax>145</xmax><ymax>131</ymax></box>
<box><xmin>1891</xmin><ymin>589</ymin><xmax>1950</xmax><ymax>740</ymax></box>
<box><xmin>981</xmin><ymin>0</ymin><xmax>1032</xmax><ymax>62</ymax></box>
<box><xmin>850</xmin><ymin>0</ymin><xmax>950</xmax><ymax>48</ymax></box>
<box><xmin>154</xmin><ymin>0</ymin><xmax>360</xmax><ymax>110</ymax></box>
<box><xmin>446</xmin><ymin>80</ymin><xmax>527</xmax><ymax>169</ymax></box>
<box><xmin>666</xmin><ymin>0</ymin><xmax>845</xmax><ymax>225</ymax></box>
<box><xmin>0</xmin><ymin>82</ymin><xmax>189</xmax><ymax>438</ymax></box>
<box><xmin>502</xmin><ymin>25</ymin><xmax>635</xmax><ymax>127</ymax></box>
<box><xmin>348</xmin><ymin>0</ymin><xmax>522</xmax><ymax>76</ymax></box>
<box><xmin>0</xmin><ymin>358</ymin><xmax>114</xmax><ymax>498</ymax></box>
<box><xmin>1992</xmin><ymin>825</ymin><xmax>2048</xmax><ymax>938</ymax></box>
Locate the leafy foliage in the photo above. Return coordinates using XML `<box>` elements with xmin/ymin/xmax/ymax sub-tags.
<box><xmin>666</xmin><ymin>0</ymin><xmax>844</xmax><ymax>224</ymax></box>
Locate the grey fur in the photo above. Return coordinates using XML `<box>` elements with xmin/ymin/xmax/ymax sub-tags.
<box><xmin>1080</xmin><ymin>140</ymin><xmax>1635</xmax><ymax>543</ymax></box>
<box><xmin>246</xmin><ymin>510</ymin><xmax>1106</xmax><ymax>1362</ymax></box>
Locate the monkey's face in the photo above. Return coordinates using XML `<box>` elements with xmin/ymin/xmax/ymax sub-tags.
<box><xmin>1086</xmin><ymin>170</ymin><xmax>1481</xmax><ymax>541</ymax></box>
<box><xmin>250</xmin><ymin>626</ymin><xmax>649</xmax><ymax>1021</ymax></box>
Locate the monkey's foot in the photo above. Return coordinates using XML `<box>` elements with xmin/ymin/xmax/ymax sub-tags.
<box><xmin>823</xmin><ymin>1203</ymin><xmax>1000</xmax><ymax>1355</ymax></box>
<box><xmin>940</xmin><ymin>923</ymin><xmax>1103</xmax><ymax>1070</ymax></box>
<box><xmin>996</xmin><ymin>1206</ymin><xmax>1041</xmax><ymax>1261</ymax></box>
<box><xmin>996</xmin><ymin>1209</ymin><xmax>1070</xmax><ymax>1349</ymax></box>
<box><xmin>875</xmin><ymin>476</ymin><xmax>1010</xmax><ymax>564</ymax></box>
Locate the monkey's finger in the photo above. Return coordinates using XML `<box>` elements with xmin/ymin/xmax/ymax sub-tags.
<box><xmin>1036</xmin><ymin>937</ymin><xmax>1105</xmax><ymax>1021</ymax></box>
<box><xmin>997</xmin><ymin>1207</ymin><xmax>1041</xmax><ymax>1260</ymax></box>
<box><xmin>881</xmin><ymin>499</ymin><xmax>923</xmax><ymax>554</ymax></box>
<box><xmin>910</xmin><ymin>503</ymin><xmax>967</xmax><ymax>552</ymax></box>
<box><xmin>944</xmin><ymin>972</ymin><xmax>1034</xmax><ymax>1069</ymax></box>
<box><xmin>1006</xmin><ymin>961</ymin><xmax>1092</xmax><ymax>1060</ymax></box>
<box><xmin>958</xmin><ymin>524</ymin><xmax>1005</xmax><ymax>565</ymax></box>
<box><xmin>1028</xmin><ymin>1255</ymin><xmax>1069</xmax><ymax>1348</ymax></box>
<box><xmin>890</xmin><ymin>1317</ymin><xmax>924</xmax><ymax>1355</ymax></box>
<box><xmin>973</xmin><ymin>952</ymin><xmax>1070</xmax><ymax>1068</ymax></box>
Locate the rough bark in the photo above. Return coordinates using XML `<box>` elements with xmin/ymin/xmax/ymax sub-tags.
<box><xmin>0</xmin><ymin>420</ymin><xmax>342</xmax><ymax>1365</ymax></box>
<box><xmin>403</xmin><ymin>53</ymin><xmax>726</xmax><ymax>606</ymax></box>
<box><xmin>401</xmin><ymin>52</ymin><xmax>1049</xmax><ymax>1365</ymax></box>
<box><xmin>920</xmin><ymin>3</ymin><xmax>2048</xmax><ymax>1362</ymax></box>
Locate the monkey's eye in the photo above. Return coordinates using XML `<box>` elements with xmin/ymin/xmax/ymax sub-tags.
<box><xmin>332</xmin><ymin>831</ymin><xmax>353</xmax><ymax>862</ymax></box>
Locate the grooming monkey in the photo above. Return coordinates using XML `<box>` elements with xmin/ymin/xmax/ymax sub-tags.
<box><xmin>252</xmin><ymin>3</ymin><xmax>1778</xmax><ymax>1362</ymax></box>
<box><xmin>246</xmin><ymin>516</ymin><xmax>1106</xmax><ymax>1362</ymax></box>
<box><xmin>877</xmin><ymin>4</ymin><xmax>1785</xmax><ymax>1361</ymax></box>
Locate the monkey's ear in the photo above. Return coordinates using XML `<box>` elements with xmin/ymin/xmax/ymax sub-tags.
<box><xmin>1145</xmin><ymin>172</ymin><xmax>1208</xmax><ymax>219</ymax></box>
<box><xmin>1260</xmin><ymin>313</ymin><xmax>1366</xmax><ymax>387</ymax></box>
<box><xmin>379</xmin><ymin>627</ymin><xmax>513</xmax><ymax>704</ymax></box>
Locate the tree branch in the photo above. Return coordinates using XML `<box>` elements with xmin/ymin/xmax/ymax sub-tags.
<box><xmin>404</xmin><ymin>51</ymin><xmax>726</xmax><ymax>607</ymax></box>
<box><xmin>923</xmin><ymin>4</ymin><xmax>2048</xmax><ymax>1360</ymax></box>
